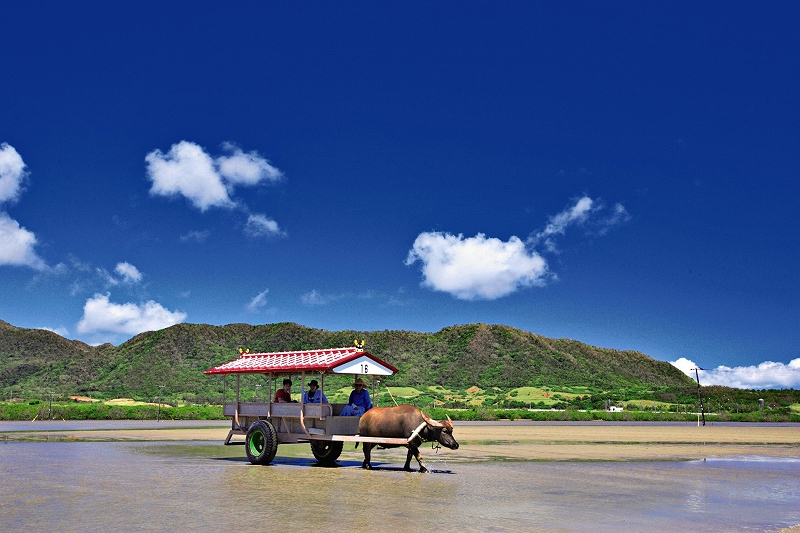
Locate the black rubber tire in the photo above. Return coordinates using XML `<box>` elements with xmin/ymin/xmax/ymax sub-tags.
<box><xmin>245</xmin><ymin>420</ymin><xmax>278</xmax><ymax>465</ymax></box>
<box><xmin>310</xmin><ymin>440</ymin><xmax>343</xmax><ymax>465</ymax></box>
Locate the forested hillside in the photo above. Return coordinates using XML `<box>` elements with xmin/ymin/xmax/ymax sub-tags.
<box><xmin>1</xmin><ymin>320</ymin><xmax>693</xmax><ymax>400</ymax></box>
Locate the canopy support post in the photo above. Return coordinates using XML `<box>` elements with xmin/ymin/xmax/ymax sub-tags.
<box><xmin>234</xmin><ymin>374</ymin><xmax>241</xmax><ymax>430</ymax></box>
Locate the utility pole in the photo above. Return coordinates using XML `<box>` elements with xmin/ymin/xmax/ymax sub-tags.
<box><xmin>255</xmin><ymin>384</ymin><xmax>261</xmax><ymax>402</ymax></box>
<box><xmin>157</xmin><ymin>385</ymin><xmax>165</xmax><ymax>422</ymax></box>
<box><xmin>48</xmin><ymin>391</ymin><xmax>55</xmax><ymax>420</ymax></box>
<box><xmin>692</xmin><ymin>367</ymin><xmax>706</xmax><ymax>426</ymax></box>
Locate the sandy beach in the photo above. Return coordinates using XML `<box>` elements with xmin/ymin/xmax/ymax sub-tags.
<box><xmin>3</xmin><ymin>421</ymin><xmax>798</xmax><ymax>462</ymax></box>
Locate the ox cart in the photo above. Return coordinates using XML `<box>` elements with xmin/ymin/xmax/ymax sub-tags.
<box><xmin>205</xmin><ymin>346</ymin><xmax>419</xmax><ymax>466</ymax></box>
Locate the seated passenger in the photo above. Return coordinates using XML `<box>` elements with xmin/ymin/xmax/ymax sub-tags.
<box><xmin>340</xmin><ymin>377</ymin><xmax>372</xmax><ymax>416</ymax></box>
<box><xmin>274</xmin><ymin>378</ymin><xmax>296</xmax><ymax>403</ymax></box>
<box><xmin>301</xmin><ymin>379</ymin><xmax>328</xmax><ymax>403</ymax></box>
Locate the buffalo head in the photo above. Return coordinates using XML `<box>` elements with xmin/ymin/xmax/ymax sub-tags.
<box><xmin>421</xmin><ymin>412</ymin><xmax>459</xmax><ymax>450</ymax></box>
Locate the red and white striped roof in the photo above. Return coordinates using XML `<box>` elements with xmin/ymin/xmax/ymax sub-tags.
<box><xmin>204</xmin><ymin>347</ymin><xmax>399</xmax><ymax>375</ymax></box>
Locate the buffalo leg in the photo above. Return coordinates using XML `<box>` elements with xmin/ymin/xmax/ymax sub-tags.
<box><xmin>362</xmin><ymin>443</ymin><xmax>374</xmax><ymax>469</ymax></box>
<box><xmin>405</xmin><ymin>446</ymin><xmax>428</xmax><ymax>473</ymax></box>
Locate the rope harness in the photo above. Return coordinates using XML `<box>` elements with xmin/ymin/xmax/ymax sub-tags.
<box><xmin>408</xmin><ymin>421</ymin><xmax>446</xmax><ymax>468</ymax></box>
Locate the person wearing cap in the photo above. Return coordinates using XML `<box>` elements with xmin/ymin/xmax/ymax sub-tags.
<box><xmin>340</xmin><ymin>377</ymin><xmax>372</xmax><ymax>416</ymax></box>
<box><xmin>274</xmin><ymin>378</ymin><xmax>296</xmax><ymax>403</ymax></box>
<box><xmin>301</xmin><ymin>379</ymin><xmax>328</xmax><ymax>404</ymax></box>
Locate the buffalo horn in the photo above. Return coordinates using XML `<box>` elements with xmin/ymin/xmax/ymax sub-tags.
<box><xmin>421</xmin><ymin>411</ymin><xmax>443</xmax><ymax>428</ymax></box>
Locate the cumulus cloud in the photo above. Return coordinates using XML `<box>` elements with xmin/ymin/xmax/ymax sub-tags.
<box><xmin>405</xmin><ymin>232</ymin><xmax>549</xmax><ymax>300</ymax></box>
<box><xmin>96</xmin><ymin>261</ymin><xmax>144</xmax><ymax>286</ymax></box>
<box><xmin>407</xmin><ymin>194</ymin><xmax>630</xmax><ymax>300</ymax></box>
<box><xmin>76</xmin><ymin>293</ymin><xmax>186</xmax><ymax>336</ymax></box>
<box><xmin>246</xmin><ymin>288</ymin><xmax>269</xmax><ymax>312</ymax></box>
<box><xmin>0</xmin><ymin>212</ymin><xmax>46</xmax><ymax>270</ymax></box>
<box><xmin>0</xmin><ymin>144</ymin><xmax>45</xmax><ymax>270</ymax></box>
<box><xmin>114</xmin><ymin>262</ymin><xmax>143</xmax><ymax>283</ymax></box>
<box><xmin>0</xmin><ymin>143</ymin><xmax>28</xmax><ymax>204</ymax></box>
<box><xmin>671</xmin><ymin>357</ymin><xmax>800</xmax><ymax>389</ymax></box>
<box><xmin>146</xmin><ymin>141</ymin><xmax>232</xmax><ymax>210</ymax></box>
<box><xmin>145</xmin><ymin>141</ymin><xmax>283</xmax><ymax>212</ymax></box>
<box><xmin>217</xmin><ymin>142</ymin><xmax>283</xmax><ymax>185</ymax></box>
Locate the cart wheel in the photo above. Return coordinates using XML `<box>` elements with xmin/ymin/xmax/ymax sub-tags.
<box><xmin>246</xmin><ymin>420</ymin><xmax>278</xmax><ymax>465</ymax></box>
<box><xmin>310</xmin><ymin>440</ymin><xmax>343</xmax><ymax>465</ymax></box>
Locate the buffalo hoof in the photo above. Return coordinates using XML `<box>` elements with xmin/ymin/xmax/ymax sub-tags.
<box><xmin>361</xmin><ymin>463</ymin><xmax>372</xmax><ymax>470</ymax></box>
<box><xmin>418</xmin><ymin>466</ymin><xmax>428</xmax><ymax>473</ymax></box>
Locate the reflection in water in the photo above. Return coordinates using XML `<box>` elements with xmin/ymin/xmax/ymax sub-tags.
<box><xmin>1</xmin><ymin>441</ymin><xmax>798</xmax><ymax>532</ymax></box>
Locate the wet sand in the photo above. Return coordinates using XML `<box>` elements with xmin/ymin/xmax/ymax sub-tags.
<box><xmin>3</xmin><ymin>421</ymin><xmax>798</xmax><ymax>461</ymax></box>
<box><xmin>2</xmin><ymin>423</ymin><xmax>799</xmax><ymax>532</ymax></box>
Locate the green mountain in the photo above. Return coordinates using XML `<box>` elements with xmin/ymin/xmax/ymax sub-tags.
<box><xmin>1</xmin><ymin>320</ymin><xmax>693</xmax><ymax>400</ymax></box>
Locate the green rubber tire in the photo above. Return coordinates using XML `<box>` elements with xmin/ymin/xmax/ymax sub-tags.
<box><xmin>245</xmin><ymin>420</ymin><xmax>278</xmax><ymax>465</ymax></box>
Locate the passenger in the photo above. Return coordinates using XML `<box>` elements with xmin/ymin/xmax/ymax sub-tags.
<box><xmin>340</xmin><ymin>377</ymin><xmax>372</xmax><ymax>416</ymax></box>
<box><xmin>274</xmin><ymin>378</ymin><xmax>296</xmax><ymax>403</ymax></box>
<box><xmin>301</xmin><ymin>379</ymin><xmax>328</xmax><ymax>403</ymax></box>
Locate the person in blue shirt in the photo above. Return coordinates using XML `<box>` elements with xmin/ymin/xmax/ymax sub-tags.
<box><xmin>340</xmin><ymin>377</ymin><xmax>372</xmax><ymax>416</ymax></box>
<box><xmin>301</xmin><ymin>379</ymin><xmax>328</xmax><ymax>403</ymax></box>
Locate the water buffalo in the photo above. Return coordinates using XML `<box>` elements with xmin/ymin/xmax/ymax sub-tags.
<box><xmin>358</xmin><ymin>404</ymin><xmax>458</xmax><ymax>472</ymax></box>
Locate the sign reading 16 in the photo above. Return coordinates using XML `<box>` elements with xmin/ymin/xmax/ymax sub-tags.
<box><xmin>360</xmin><ymin>363</ymin><xmax>369</xmax><ymax>374</ymax></box>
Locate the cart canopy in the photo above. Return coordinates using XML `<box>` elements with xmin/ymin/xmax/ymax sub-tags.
<box><xmin>204</xmin><ymin>346</ymin><xmax>398</xmax><ymax>376</ymax></box>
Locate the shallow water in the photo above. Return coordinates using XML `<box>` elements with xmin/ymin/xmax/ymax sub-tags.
<box><xmin>1</xmin><ymin>441</ymin><xmax>798</xmax><ymax>532</ymax></box>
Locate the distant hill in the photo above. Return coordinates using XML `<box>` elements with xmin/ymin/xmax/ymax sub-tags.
<box><xmin>0</xmin><ymin>320</ymin><xmax>693</xmax><ymax>400</ymax></box>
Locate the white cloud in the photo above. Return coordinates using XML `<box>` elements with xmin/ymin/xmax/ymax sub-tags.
<box><xmin>114</xmin><ymin>262</ymin><xmax>143</xmax><ymax>283</ymax></box>
<box><xmin>597</xmin><ymin>203</ymin><xmax>631</xmax><ymax>235</ymax></box>
<box><xmin>76</xmin><ymin>293</ymin><xmax>186</xmax><ymax>336</ymax></box>
<box><xmin>0</xmin><ymin>143</ymin><xmax>28</xmax><ymax>205</ymax></box>
<box><xmin>405</xmin><ymin>232</ymin><xmax>549</xmax><ymax>300</ymax></box>
<box><xmin>0</xmin><ymin>212</ymin><xmax>46</xmax><ymax>270</ymax></box>
<box><xmin>145</xmin><ymin>141</ymin><xmax>283</xmax><ymax>212</ymax></box>
<box><xmin>0</xmin><ymin>145</ymin><xmax>45</xmax><ymax>270</ymax></box>
<box><xmin>217</xmin><ymin>142</ymin><xmax>283</xmax><ymax>186</ymax></box>
<box><xmin>406</xmin><ymin>194</ymin><xmax>631</xmax><ymax>300</ymax></box>
<box><xmin>146</xmin><ymin>141</ymin><xmax>232</xmax><ymax>211</ymax></box>
<box><xmin>96</xmin><ymin>262</ymin><xmax>143</xmax><ymax>286</ymax></box>
<box><xmin>671</xmin><ymin>357</ymin><xmax>800</xmax><ymax>389</ymax></box>
<box><xmin>526</xmin><ymin>196</ymin><xmax>631</xmax><ymax>251</ymax></box>
<box><xmin>180</xmin><ymin>229</ymin><xmax>211</xmax><ymax>243</ymax></box>
<box><xmin>246</xmin><ymin>288</ymin><xmax>269</xmax><ymax>312</ymax></box>
<box><xmin>530</xmin><ymin>196</ymin><xmax>596</xmax><ymax>252</ymax></box>
<box><xmin>39</xmin><ymin>326</ymin><xmax>69</xmax><ymax>337</ymax></box>
<box><xmin>245</xmin><ymin>214</ymin><xmax>284</xmax><ymax>237</ymax></box>
<box><xmin>302</xmin><ymin>289</ymin><xmax>328</xmax><ymax>306</ymax></box>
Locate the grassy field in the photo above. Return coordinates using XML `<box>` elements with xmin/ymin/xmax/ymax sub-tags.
<box><xmin>3</xmin><ymin>381</ymin><xmax>799</xmax><ymax>422</ymax></box>
<box><xmin>3</xmin><ymin>398</ymin><xmax>799</xmax><ymax>423</ymax></box>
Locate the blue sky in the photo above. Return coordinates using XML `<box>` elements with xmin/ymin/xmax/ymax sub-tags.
<box><xmin>1</xmin><ymin>3</ymin><xmax>798</xmax><ymax>388</ymax></box>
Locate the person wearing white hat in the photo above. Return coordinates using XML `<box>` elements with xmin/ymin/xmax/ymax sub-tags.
<box><xmin>340</xmin><ymin>377</ymin><xmax>372</xmax><ymax>416</ymax></box>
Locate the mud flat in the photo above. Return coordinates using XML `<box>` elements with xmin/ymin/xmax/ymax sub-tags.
<box><xmin>3</xmin><ymin>421</ymin><xmax>798</xmax><ymax>461</ymax></box>
<box><xmin>2</xmin><ymin>422</ymin><xmax>799</xmax><ymax>532</ymax></box>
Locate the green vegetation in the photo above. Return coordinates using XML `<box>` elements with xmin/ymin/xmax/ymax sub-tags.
<box><xmin>0</xmin><ymin>399</ymin><xmax>224</xmax><ymax>421</ymax></box>
<box><xmin>1</xmin><ymin>319</ymin><xmax>798</xmax><ymax>422</ymax></box>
